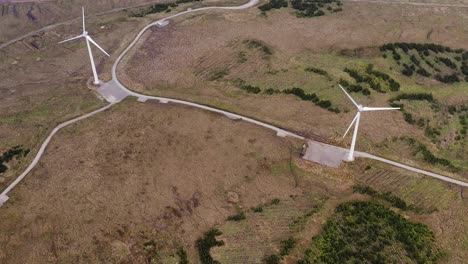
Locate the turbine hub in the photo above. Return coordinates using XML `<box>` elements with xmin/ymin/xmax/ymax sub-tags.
<box><xmin>358</xmin><ymin>105</ymin><xmax>364</xmax><ymax>112</ymax></box>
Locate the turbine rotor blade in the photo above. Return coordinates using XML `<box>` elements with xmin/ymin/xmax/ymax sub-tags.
<box><xmin>82</xmin><ymin>7</ymin><xmax>86</xmax><ymax>34</ymax></box>
<box><xmin>362</xmin><ymin>107</ymin><xmax>400</xmax><ymax>111</ymax></box>
<box><xmin>343</xmin><ymin>112</ymin><xmax>359</xmax><ymax>138</ymax></box>
<box><xmin>86</xmin><ymin>36</ymin><xmax>110</xmax><ymax>56</ymax></box>
<box><xmin>338</xmin><ymin>84</ymin><xmax>360</xmax><ymax>109</ymax></box>
<box><xmin>59</xmin><ymin>35</ymin><xmax>83</xmax><ymax>44</ymax></box>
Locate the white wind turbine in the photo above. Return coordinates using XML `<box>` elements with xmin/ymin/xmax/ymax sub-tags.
<box><xmin>59</xmin><ymin>7</ymin><xmax>109</xmax><ymax>85</ymax></box>
<box><xmin>339</xmin><ymin>84</ymin><xmax>400</xmax><ymax>162</ymax></box>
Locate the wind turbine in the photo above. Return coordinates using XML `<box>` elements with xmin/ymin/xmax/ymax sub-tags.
<box><xmin>59</xmin><ymin>7</ymin><xmax>110</xmax><ymax>85</ymax></box>
<box><xmin>339</xmin><ymin>84</ymin><xmax>400</xmax><ymax>162</ymax></box>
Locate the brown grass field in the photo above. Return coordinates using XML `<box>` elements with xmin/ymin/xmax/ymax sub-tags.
<box><xmin>0</xmin><ymin>99</ymin><xmax>466</xmax><ymax>263</ymax></box>
<box><xmin>0</xmin><ymin>0</ymin><xmax>467</xmax><ymax>263</ymax></box>
<box><xmin>120</xmin><ymin>1</ymin><xmax>468</xmax><ymax>177</ymax></box>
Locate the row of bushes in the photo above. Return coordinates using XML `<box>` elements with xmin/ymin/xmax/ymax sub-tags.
<box><xmin>381</xmin><ymin>42</ymin><xmax>468</xmax><ymax>82</ymax></box>
<box><xmin>258</xmin><ymin>0</ymin><xmax>288</xmax><ymax>11</ymax></box>
<box><xmin>282</xmin><ymin>87</ymin><xmax>340</xmax><ymax>112</ymax></box>
<box><xmin>401</xmin><ymin>137</ymin><xmax>456</xmax><ymax>170</ymax></box>
<box><xmin>389</xmin><ymin>93</ymin><xmax>435</xmax><ymax>103</ymax></box>
<box><xmin>291</xmin><ymin>0</ymin><xmax>342</xmax><ymax>17</ymax></box>
<box><xmin>235</xmin><ymin>80</ymin><xmax>340</xmax><ymax>113</ymax></box>
<box><xmin>130</xmin><ymin>2</ymin><xmax>177</xmax><ymax>17</ymax></box>
<box><xmin>344</xmin><ymin>65</ymin><xmax>400</xmax><ymax>93</ymax></box>
<box><xmin>0</xmin><ymin>145</ymin><xmax>29</xmax><ymax>174</ymax></box>
<box><xmin>339</xmin><ymin>79</ymin><xmax>370</xmax><ymax>95</ymax></box>
<box><xmin>243</xmin><ymin>39</ymin><xmax>273</xmax><ymax>56</ymax></box>
<box><xmin>304</xmin><ymin>67</ymin><xmax>328</xmax><ymax>76</ymax></box>
<box><xmin>381</xmin><ymin>42</ymin><xmax>466</xmax><ymax>55</ymax></box>
<box><xmin>353</xmin><ymin>185</ymin><xmax>411</xmax><ymax>211</ymax></box>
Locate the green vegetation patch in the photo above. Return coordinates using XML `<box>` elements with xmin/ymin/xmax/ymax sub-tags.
<box><xmin>353</xmin><ymin>185</ymin><xmax>413</xmax><ymax>211</ymax></box>
<box><xmin>258</xmin><ymin>0</ymin><xmax>288</xmax><ymax>12</ymax></box>
<box><xmin>399</xmin><ymin>136</ymin><xmax>457</xmax><ymax>171</ymax></box>
<box><xmin>291</xmin><ymin>0</ymin><xmax>343</xmax><ymax>17</ymax></box>
<box><xmin>227</xmin><ymin>211</ymin><xmax>246</xmax><ymax>221</ymax></box>
<box><xmin>130</xmin><ymin>2</ymin><xmax>177</xmax><ymax>17</ymax></box>
<box><xmin>176</xmin><ymin>248</ymin><xmax>189</xmax><ymax>264</ymax></box>
<box><xmin>196</xmin><ymin>228</ymin><xmax>225</xmax><ymax>264</ymax></box>
<box><xmin>301</xmin><ymin>201</ymin><xmax>441</xmax><ymax>264</ymax></box>
<box><xmin>343</xmin><ymin>64</ymin><xmax>400</xmax><ymax>94</ymax></box>
<box><xmin>232</xmin><ymin>79</ymin><xmax>340</xmax><ymax>113</ymax></box>
<box><xmin>243</xmin><ymin>39</ymin><xmax>273</xmax><ymax>58</ymax></box>
<box><xmin>380</xmin><ymin>42</ymin><xmax>468</xmax><ymax>83</ymax></box>
<box><xmin>0</xmin><ymin>145</ymin><xmax>30</xmax><ymax>174</ymax></box>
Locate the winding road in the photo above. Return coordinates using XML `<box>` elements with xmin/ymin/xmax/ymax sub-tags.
<box><xmin>1</xmin><ymin>0</ymin><xmax>466</xmax><ymax>207</ymax></box>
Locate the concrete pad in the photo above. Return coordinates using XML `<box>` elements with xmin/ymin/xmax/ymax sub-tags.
<box><xmin>97</xmin><ymin>80</ymin><xmax>129</xmax><ymax>103</ymax></box>
<box><xmin>302</xmin><ymin>140</ymin><xmax>348</xmax><ymax>168</ymax></box>
<box><xmin>156</xmin><ymin>20</ymin><xmax>169</xmax><ymax>27</ymax></box>
<box><xmin>137</xmin><ymin>97</ymin><xmax>148</xmax><ymax>103</ymax></box>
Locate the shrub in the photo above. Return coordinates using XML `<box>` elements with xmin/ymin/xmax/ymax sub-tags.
<box><xmin>270</xmin><ymin>198</ymin><xmax>280</xmax><ymax>205</ymax></box>
<box><xmin>304</xmin><ymin>67</ymin><xmax>328</xmax><ymax>75</ymax></box>
<box><xmin>252</xmin><ymin>206</ymin><xmax>263</xmax><ymax>213</ymax></box>
<box><xmin>264</xmin><ymin>254</ymin><xmax>280</xmax><ymax>264</ymax></box>
<box><xmin>227</xmin><ymin>211</ymin><xmax>246</xmax><ymax>221</ymax></box>
<box><xmin>280</xmin><ymin>237</ymin><xmax>297</xmax><ymax>256</ymax></box>
<box><xmin>240</xmin><ymin>84</ymin><xmax>261</xmax><ymax>94</ymax></box>
<box><xmin>258</xmin><ymin>0</ymin><xmax>288</xmax><ymax>11</ymax></box>
<box><xmin>353</xmin><ymin>185</ymin><xmax>410</xmax><ymax>211</ymax></box>
<box><xmin>196</xmin><ymin>229</ymin><xmax>224</xmax><ymax>264</ymax></box>
<box><xmin>177</xmin><ymin>248</ymin><xmax>189</xmax><ymax>264</ymax></box>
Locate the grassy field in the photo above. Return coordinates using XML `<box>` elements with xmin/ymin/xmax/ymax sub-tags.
<box><xmin>1</xmin><ymin>99</ymin><xmax>465</xmax><ymax>263</ymax></box>
<box><xmin>121</xmin><ymin>1</ymin><xmax>468</xmax><ymax>178</ymax></box>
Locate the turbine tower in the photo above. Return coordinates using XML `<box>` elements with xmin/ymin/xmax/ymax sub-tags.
<box><xmin>59</xmin><ymin>7</ymin><xmax>110</xmax><ymax>85</ymax></box>
<box><xmin>339</xmin><ymin>84</ymin><xmax>400</xmax><ymax>162</ymax></box>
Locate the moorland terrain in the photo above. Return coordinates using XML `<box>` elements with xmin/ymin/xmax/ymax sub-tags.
<box><xmin>0</xmin><ymin>0</ymin><xmax>467</xmax><ymax>263</ymax></box>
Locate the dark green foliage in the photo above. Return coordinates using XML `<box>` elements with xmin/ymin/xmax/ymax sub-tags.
<box><xmin>414</xmin><ymin>143</ymin><xmax>454</xmax><ymax>169</ymax></box>
<box><xmin>304</xmin><ymin>67</ymin><xmax>328</xmax><ymax>75</ymax></box>
<box><xmin>208</xmin><ymin>68</ymin><xmax>229</xmax><ymax>81</ymax></box>
<box><xmin>389</xmin><ymin>93</ymin><xmax>435</xmax><ymax>103</ymax></box>
<box><xmin>0</xmin><ymin>145</ymin><xmax>30</xmax><ymax>174</ymax></box>
<box><xmin>282</xmin><ymin>87</ymin><xmax>338</xmax><ymax>112</ymax></box>
<box><xmin>381</xmin><ymin>42</ymin><xmax>467</xmax><ymax>82</ymax></box>
<box><xmin>130</xmin><ymin>2</ymin><xmax>178</xmax><ymax>17</ymax></box>
<box><xmin>339</xmin><ymin>79</ymin><xmax>370</xmax><ymax>95</ymax></box>
<box><xmin>176</xmin><ymin>0</ymin><xmax>201</xmax><ymax>3</ymax></box>
<box><xmin>227</xmin><ymin>211</ymin><xmax>246</xmax><ymax>221</ymax></box>
<box><xmin>243</xmin><ymin>39</ymin><xmax>273</xmax><ymax>56</ymax></box>
<box><xmin>416</xmin><ymin>67</ymin><xmax>431</xmax><ymax>77</ymax></box>
<box><xmin>270</xmin><ymin>198</ymin><xmax>281</xmax><ymax>205</ymax></box>
<box><xmin>264</xmin><ymin>254</ymin><xmax>280</xmax><ymax>264</ymax></box>
<box><xmin>279</xmin><ymin>237</ymin><xmax>296</xmax><ymax>256</ymax></box>
<box><xmin>435</xmin><ymin>73</ymin><xmax>460</xmax><ymax>83</ymax></box>
<box><xmin>196</xmin><ymin>229</ymin><xmax>224</xmax><ymax>264</ymax></box>
<box><xmin>252</xmin><ymin>206</ymin><xmax>263</xmax><ymax>213</ymax></box>
<box><xmin>240</xmin><ymin>84</ymin><xmax>261</xmax><ymax>94</ymax></box>
<box><xmin>258</xmin><ymin>0</ymin><xmax>288</xmax><ymax>12</ymax></box>
<box><xmin>264</xmin><ymin>88</ymin><xmax>281</xmax><ymax>95</ymax></box>
<box><xmin>292</xmin><ymin>0</ymin><xmax>340</xmax><ymax>17</ymax></box>
<box><xmin>437</xmin><ymin>57</ymin><xmax>457</xmax><ymax>69</ymax></box>
<box><xmin>309</xmin><ymin>201</ymin><xmax>440</xmax><ymax>264</ymax></box>
<box><xmin>344</xmin><ymin>65</ymin><xmax>399</xmax><ymax>93</ymax></box>
<box><xmin>176</xmin><ymin>248</ymin><xmax>189</xmax><ymax>264</ymax></box>
<box><xmin>353</xmin><ymin>185</ymin><xmax>411</xmax><ymax>211</ymax></box>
